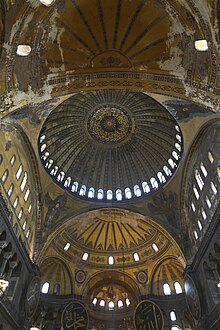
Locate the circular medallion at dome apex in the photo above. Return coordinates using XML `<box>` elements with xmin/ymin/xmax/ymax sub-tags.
<box><xmin>87</xmin><ymin>105</ymin><xmax>133</xmax><ymax>144</ymax></box>
<box><xmin>39</xmin><ymin>90</ymin><xmax>183</xmax><ymax>201</ymax></box>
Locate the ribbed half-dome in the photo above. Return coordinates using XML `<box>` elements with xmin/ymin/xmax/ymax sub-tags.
<box><xmin>39</xmin><ymin>90</ymin><xmax>183</xmax><ymax>201</ymax></box>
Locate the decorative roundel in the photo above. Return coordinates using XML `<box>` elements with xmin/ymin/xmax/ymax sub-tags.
<box><xmin>136</xmin><ymin>271</ymin><xmax>148</xmax><ymax>284</ymax></box>
<box><xmin>62</xmin><ymin>301</ymin><xmax>88</xmax><ymax>330</ymax></box>
<box><xmin>87</xmin><ymin>105</ymin><xmax>133</xmax><ymax>144</ymax></box>
<box><xmin>134</xmin><ymin>300</ymin><xmax>164</xmax><ymax>330</ymax></box>
<box><xmin>75</xmin><ymin>270</ymin><xmax>86</xmax><ymax>284</ymax></box>
<box><xmin>39</xmin><ymin>90</ymin><xmax>183</xmax><ymax>202</ymax></box>
<box><xmin>25</xmin><ymin>276</ymin><xmax>41</xmax><ymax>318</ymax></box>
<box><xmin>184</xmin><ymin>274</ymin><xmax>201</xmax><ymax>321</ymax></box>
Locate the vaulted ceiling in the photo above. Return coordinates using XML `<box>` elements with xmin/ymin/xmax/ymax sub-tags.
<box><xmin>0</xmin><ymin>0</ymin><xmax>220</xmax><ymax>299</ymax></box>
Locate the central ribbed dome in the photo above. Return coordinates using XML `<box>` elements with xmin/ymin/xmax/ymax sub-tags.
<box><xmin>39</xmin><ymin>90</ymin><xmax>183</xmax><ymax>201</ymax></box>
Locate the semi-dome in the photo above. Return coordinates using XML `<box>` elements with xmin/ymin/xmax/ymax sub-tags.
<box><xmin>39</xmin><ymin>90</ymin><xmax>183</xmax><ymax>201</ymax></box>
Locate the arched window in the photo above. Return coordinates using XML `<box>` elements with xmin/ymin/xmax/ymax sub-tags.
<box><xmin>152</xmin><ymin>243</ymin><xmax>159</xmax><ymax>252</ymax></box>
<box><xmin>172</xmin><ymin>151</ymin><xmax>179</xmax><ymax>161</ymax></box>
<box><xmin>200</xmin><ymin>162</ymin><xmax>208</xmax><ymax>177</ymax></box>
<box><xmin>64</xmin><ymin>177</ymin><xmax>71</xmax><ymax>187</ymax></box>
<box><xmin>194</xmin><ymin>230</ymin><xmax>199</xmax><ymax>240</ymax></box>
<box><xmin>134</xmin><ymin>185</ymin><xmax>141</xmax><ymax>197</ymax></box>
<box><xmin>175</xmin><ymin>125</ymin><xmax>180</xmax><ymax>132</ymax></box>
<box><xmin>157</xmin><ymin>172</ymin><xmax>166</xmax><ymax>183</ymax></box>
<box><xmin>79</xmin><ymin>185</ymin><xmax>86</xmax><ymax>196</ymax></box>
<box><xmin>125</xmin><ymin>298</ymin><xmax>131</xmax><ymax>307</ymax></box>
<box><xmin>92</xmin><ymin>297</ymin><xmax>97</xmax><ymax>305</ymax></box>
<box><xmin>108</xmin><ymin>301</ymin><xmax>114</xmax><ymax>310</ymax></box>
<box><xmin>40</xmin><ymin>135</ymin><xmax>46</xmax><ymax>143</ymax></box>
<box><xmin>163</xmin><ymin>283</ymin><xmax>171</xmax><ymax>295</ymax></box>
<box><xmin>26</xmin><ymin>229</ymin><xmax>30</xmax><ymax>238</ymax></box>
<box><xmin>170</xmin><ymin>310</ymin><xmax>177</xmax><ymax>321</ymax></box>
<box><xmin>22</xmin><ymin>220</ymin><xmax>27</xmax><ymax>230</ymax></box>
<box><xmin>92</xmin><ymin>297</ymin><xmax>98</xmax><ymax>306</ymax></box>
<box><xmin>8</xmin><ymin>184</ymin><xmax>14</xmax><ymax>197</ymax></box>
<box><xmin>71</xmin><ymin>181</ymin><xmax>78</xmax><ymax>192</ymax></box>
<box><xmin>116</xmin><ymin>189</ymin><xmax>122</xmax><ymax>201</ymax></box>
<box><xmin>42</xmin><ymin>151</ymin><xmax>50</xmax><ymax>161</ymax></box>
<box><xmin>168</xmin><ymin>158</ymin><xmax>177</xmax><ymax>169</ymax></box>
<box><xmin>57</xmin><ymin>171</ymin><xmax>65</xmax><ymax>182</ymax></box>
<box><xmin>97</xmin><ymin>189</ymin><xmax>104</xmax><ymax>200</ymax></box>
<box><xmin>100</xmin><ymin>299</ymin><xmax>105</xmax><ymax>307</ymax></box>
<box><xmin>10</xmin><ymin>155</ymin><xmax>16</xmax><ymax>166</ymax></box>
<box><xmin>108</xmin><ymin>256</ymin><xmax>114</xmax><ymax>265</ymax></box>
<box><xmin>16</xmin><ymin>165</ymin><xmax>23</xmax><ymax>180</ymax></box>
<box><xmin>46</xmin><ymin>159</ymin><xmax>53</xmax><ymax>169</ymax></box>
<box><xmin>53</xmin><ymin>283</ymin><xmax>60</xmax><ymax>295</ymax></box>
<box><xmin>133</xmin><ymin>252</ymin><xmax>140</xmax><ymax>261</ymax></box>
<box><xmin>13</xmin><ymin>197</ymin><xmax>19</xmax><ymax>209</ymax></box>
<box><xmin>176</xmin><ymin>134</ymin><xmax>181</xmax><ymax>142</ymax></box>
<box><xmin>41</xmin><ymin>143</ymin><xmax>47</xmax><ymax>152</ymax></box>
<box><xmin>163</xmin><ymin>165</ymin><xmax>172</xmax><ymax>176</ymax></box>
<box><xmin>195</xmin><ymin>169</ymin><xmax>204</xmax><ymax>190</ymax></box>
<box><xmin>125</xmin><ymin>187</ymin><xmax>132</xmax><ymax>199</ymax></box>
<box><xmin>24</xmin><ymin>187</ymin><xmax>30</xmax><ymax>202</ymax></box>
<box><xmin>41</xmin><ymin>282</ymin><xmax>50</xmax><ymax>294</ymax></box>
<box><xmin>64</xmin><ymin>243</ymin><xmax>70</xmax><ymax>251</ymax></box>
<box><xmin>82</xmin><ymin>252</ymin><xmax>89</xmax><ymax>261</ymax></box>
<box><xmin>142</xmin><ymin>182</ymin><xmax>150</xmax><ymax>193</ymax></box>
<box><xmin>28</xmin><ymin>204</ymin><xmax>32</xmax><ymax>213</ymax></box>
<box><xmin>206</xmin><ymin>196</ymin><xmax>211</xmax><ymax>209</ymax></box>
<box><xmin>193</xmin><ymin>186</ymin><xmax>199</xmax><ymax>200</ymax></box>
<box><xmin>171</xmin><ymin>327</ymin><xmax>182</xmax><ymax>330</ymax></box>
<box><xmin>150</xmin><ymin>177</ymin><xmax>158</xmax><ymax>189</ymax></box>
<box><xmin>201</xmin><ymin>208</ymin><xmax>207</xmax><ymax>220</ymax></box>
<box><xmin>2</xmin><ymin>169</ymin><xmax>8</xmax><ymax>183</ymax></box>
<box><xmin>208</xmin><ymin>151</ymin><xmax>214</xmax><ymax>163</ymax></box>
<box><xmin>18</xmin><ymin>208</ymin><xmax>23</xmax><ymax>220</ymax></box>
<box><xmin>211</xmin><ymin>182</ymin><xmax>217</xmax><ymax>195</ymax></box>
<box><xmin>88</xmin><ymin>187</ymin><xmax>95</xmax><ymax>198</ymax></box>
<box><xmin>118</xmin><ymin>300</ymin><xmax>123</xmax><ymax>309</ymax></box>
<box><xmin>191</xmin><ymin>202</ymin><xmax>196</xmax><ymax>212</ymax></box>
<box><xmin>20</xmin><ymin>172</ymin><xmax>27</xmax><ymax>192</ymax></box>
<box><xmin>198</xmin><ymin>220</ymin><xmax>202</xmax><ymax>231</ymax></box>
<box><xmin>51</xmin><ymin>166</ymin><xmax>58</xmax><ymax>176</ymax></box>
<box><xmin>107</xmin><ymin>190</ymin><xmax>113</xmax><ymax>200</ymax></box>
<box><xmin>174</xmin><ymin>282</ymin><xmax>182</xmax><ymax>294</ymax></box>
<box><xmin>175</xmin><ymin>143</ymin><xmax>181</xmax><ymax>151</ymax></box>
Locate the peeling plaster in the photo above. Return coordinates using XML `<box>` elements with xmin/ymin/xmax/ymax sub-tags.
<box><xmin>1</xmin><ymin>81</ymin><xmax>54</xmax><ymax>113</ymax></box>
<box><xmin>158</xmin><ymin>3</ymin><xmax>194</xmax><ymax>80</ymax></box>
<box><xmin>57</xmin><ymin>27</ymin><xmax>66</xmax><ymax>72</ymax></box>
<box><xmin>47</xmin><ymin>9</ymin><xmax>60</xmax><ymax>42</ymax></box>
<box><xmin>28</xmin><ymin>0</ymin><xmax>41</xmax><ymax>9</ymax></box>
<box><xmin>184</xmin><ymin>84</ymin><xmax>219</xmax><ymax>112</ymax></box>
<box><xmin>193</xmin><ymin>0</ymin><xmax>219</xmax><ymax>49</ymax></box>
